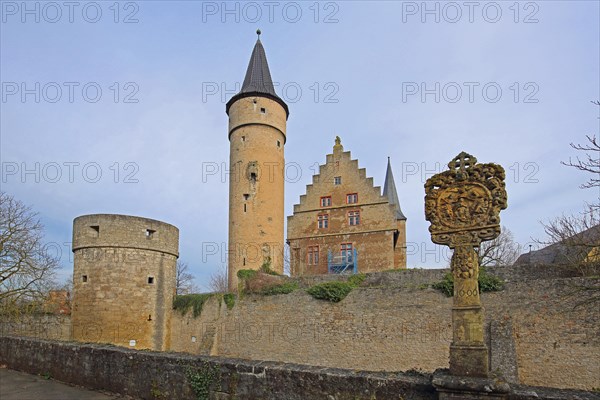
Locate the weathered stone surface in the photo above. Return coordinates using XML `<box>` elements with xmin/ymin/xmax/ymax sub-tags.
<box><xmin>71</xmin><ymin>214</ymin><xmax>179</xmax><ymax>352</ymax></box>
<box><xmin>433</xmin><ymin>369</ymin><xmax>510</xmax><ymax>399</ymax></box>
<box><xmin>2</xmin><ymin>265</ymin><xmax>598</xmax><ymax>391</ymax></box>
<box><xmin>425</xmin><ymin>152</ymin><xmax>508</xmax><ymax>379</ymax></box>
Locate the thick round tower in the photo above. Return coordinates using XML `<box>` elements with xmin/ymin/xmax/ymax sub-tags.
<box><xmin>226</xmin><ymin>33</ymin><xmax>288</xmax><ymax>291</ymax></box>
<box><xmin>71</xmin><ymin>214</ymin><xmax>179</xmax><ymax>351</ymax></box>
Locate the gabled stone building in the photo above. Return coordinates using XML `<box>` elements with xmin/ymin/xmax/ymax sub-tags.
<box><xmin>287</xmin><ymin>138</ymin><xmax>406</xmax><ymax>275</ymax></box>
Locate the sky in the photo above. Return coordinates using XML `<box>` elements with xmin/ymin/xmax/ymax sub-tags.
<box><xmin>1</xmin><ymin>0</ymin><xmax>599</xmax><ymax>290</ymax></box>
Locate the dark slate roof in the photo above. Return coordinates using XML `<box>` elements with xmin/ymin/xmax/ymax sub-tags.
<box><xmin>383</xmin><ymin>157</ymin><xmax>407</xmax><ymax>220</ymax></box>
<box><xmin>514</xmin><ymin>224</ymin><xmax>600</xmax><ymax>265</ymax></box>
<box><xmin>226</xmin><ymin>38</ymin><xmax>289</xmax><ymax>117</ymax></box>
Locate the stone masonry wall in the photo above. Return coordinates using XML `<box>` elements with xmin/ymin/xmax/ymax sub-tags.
<box><xmin>170</xmin><ymin>266</ymin><xmax>600</xmax><ymax>391</ymax></box>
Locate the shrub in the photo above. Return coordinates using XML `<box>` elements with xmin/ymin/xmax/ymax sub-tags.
<box><xmin>347</xmin><ymin>273</ymin><xmax>366</xmax><ymax>287</ymax></box>
<box><xmin>173</xmin><ymin>293</ymin><xmax>214</xmax><ymax>317</ymax></box>
<box><xmin>237</xmin><ymin>269</ymin><xmax>257</xmax><ymax>280</ymax></box>
<box><xmin>223</xmin><ymin>293</ymin><xmax>235</xmax><ymax>310</ymax></box>
<box><xmin>307</xmin><ymin>281</ymin><xmax>354</xmax><ymax>303</ymax></box>
<box><xmin>432</xmin><ymin>268</ymin><xmax>504</xmax><ymax>297</ymax></box>
<box><xmin>259</xmin><ymin>281</ymin><xmax>298</xmax><ymax>295</ymax></box>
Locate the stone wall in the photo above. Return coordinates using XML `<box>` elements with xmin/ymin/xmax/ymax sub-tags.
<box><xmin>0</xmin><ymin>314</ymin><xmax>71</xmax><ymax>341</ymax></box>
<box><xmin>170</xmin><ymin>266</ymin><xmax>600</xmax><ymax>391</ymax></box>
<box><xmin>1</xmin><ymin>336</ymin><xmax>597</xmax><ymax>400</ymax></box>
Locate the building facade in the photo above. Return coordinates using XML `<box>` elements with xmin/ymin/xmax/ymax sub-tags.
<box><xmin>226</xmin><ymin>31</ymin><xmax>289</xmax><ymax>291</ymax></box>
<box><xmin>287</xmin><ymin>138</ymin><xmax>407</xmax><ymax>276</ymax></box>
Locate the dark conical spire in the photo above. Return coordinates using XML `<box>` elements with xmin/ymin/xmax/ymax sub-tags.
<box><xmin>383</xmin><ymin>157</ymin><xmax>406</xmax><ymax>220</ymax></box>
<box><xmin>226</xmin><ymin>31</ymin><xmax>289</xmax><ymax>117</ymax></box>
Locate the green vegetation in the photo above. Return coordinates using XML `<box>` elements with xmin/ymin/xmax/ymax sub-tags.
<box><xmin>307</xmin><ymin>281</ymin><xmax>354</xmax><ymax>302</ymax></box>
<box><xmin>173</xmin><ymin>293</ymin><xmax>214</xmax><ymax>317</ymax></box>
<box><xmin>431</xmin><ymin>273</ymin><xmax>454</xmax><ymax>297</ymax></box>
<box><xmin>185</xmin><ymin>363</ymin><xmax>220</xmax><ymax>400</ymax></box>
<box><xmin>478</xmin><ymin>267</ymin><xmax>505</xmax><ymax>292</ymax></box>
<box><xmin>236</xmin><ymin>269</ymin><xmax>258</xmax><ymax>280</ymax></box>
<box><xmin>432</xmin><ymin>268</ymin><xmax>505</xmax><ymax>297</ymax></box>
<box><xmin>223</xmin><ymin>293</ymin><xmax>235</xmax><ymax>310</ymax></box>
<box><xmin>260</xmin><ymin>257</ymin><xmax>280</xmax><ymax>275</ymax></box>
<box><xmin>347</xmin><ymin>273</ymin><xmax>366</xmax><ymax>287</ymax></box>
<box><xmin>258</xmin><ymin>281</ymin><xmax>298</xmax><ymax>295</ymax></box>
<box><xmin>307</xmin><ymin>273</ymin><xmax>367</xmax><ymax>303</ymax></box>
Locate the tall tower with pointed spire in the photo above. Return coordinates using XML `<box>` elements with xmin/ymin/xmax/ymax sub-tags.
<box><xmin>226</xmin><ymin>31</ymin><xmax>289</xmax><ymax>290</ymax></box>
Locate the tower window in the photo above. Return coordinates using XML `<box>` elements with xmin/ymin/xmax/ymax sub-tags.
<box><xmin>146</xmin><ymin>229</ymin><xmax>156</xmax><ymax>238</ymax></box>
<box><xmin>318</xmin><ymin>214</ymin><xmax>329</xmax><ymax>229</ymax></box>
<box><xmin>241</xmin><ymin>136</ymin><xmax>246</xmax><ymax>142</ymax></box>
<box><xmin>320</xmin><ymin>196</ymin><xmax>332</xmax><ymax>207</ymax></box>
<box><xmin>244</xmin><ymin>204</ymin><xmax>247</xmax><ymax>212</ymax></box>
<box><xmin>346</xmin><ymin>193</ymin><xmax>358</xmax><ymax>204</ymax></box>
<box><xmin>82</xmin><ymin>275</ymin><xmax>88</xmax><ymax>283</ymax></box>
<box><xmin>250</xmin><ymin>172</ymin><xmax>257</xmax><ymax>181</ymax></box>
<box><xmin>334</xmin><ymin>176</ymin><xmax>342</xmax><ymax>185</ymax></box>
<box><xmin>348</xmin><ymin>211</ymin><xmax>360</xmax><ymax>226</ymax></box>
<box><xmin>277</xmin><ymin>140</ymin><xmax>281</xmax><ymax>147</ymax></box>
<box><xmin>90</xmin><ymin>225</ymin><xmax>99</xmax><ymax>237</ymax></box>
<box><xmin>260</xmin><ymin>107</ymin><xmax>266</xmax><ymax>114</ymax></box>
<box><xmin>243</xmin><ymin>258</ymin><xmax>246</xmax><ymax>266</ymax></box>
<box><xmin>148</xmin><ymin>277</ymin><xmax>154</xmax><ymax>284</ymax></box>
<box><xmin>243</xmin><ymin>193</ymin><xmax>250</xmax><ymax>200</ymax></box>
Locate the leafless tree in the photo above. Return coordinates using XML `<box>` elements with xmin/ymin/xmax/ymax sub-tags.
<box><xmin>0</xmin><ymin>192</ymin><xmax>58</xmax><ymax>304</ymax></box>
<box><xmin>477</xmin><ymin>226</ymin><xmax>520</xmax><ymax>267</ymax></box>
<box><xmin>208</xmin><ymin>263</ymin><xmax>228</xmax><ymax>293</ymax></box>
<box><xmin>175</xmin><ymin>261</ymin><xmax>198</xmax><ymax>295</ymax></box>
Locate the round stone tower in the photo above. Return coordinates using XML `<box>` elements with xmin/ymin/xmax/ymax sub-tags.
<box><xmin>71</xmin><ymin>214</ymin><xmax>179</xmax><ymax>351</ymax></box>
<box><xmin>225</xmin><ymin>31</ymin><xmax>289</xmax><ymax>291</ymax></box>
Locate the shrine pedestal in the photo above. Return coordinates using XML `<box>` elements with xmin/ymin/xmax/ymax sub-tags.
<box><xmin>433</xmin><ymin>370</ymin><xmax>510</xmax><ymax>400</ymax></box>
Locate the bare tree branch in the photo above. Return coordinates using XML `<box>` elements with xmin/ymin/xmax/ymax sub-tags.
<box><xmin>0</xmin><ymin>192</ymin><xmax>58</xmax><ymax>305</ymax></box>
<box><xmin>175</xmin><ymin>261</ymin><xmax>198</xmax><ymax>295</ymax></box>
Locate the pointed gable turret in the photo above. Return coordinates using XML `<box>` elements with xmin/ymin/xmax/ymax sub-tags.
<box><xmin>383</xmin><ymin>157</ymin><xmax>406</xmax><ymax>221</ymax></box>
<box><xmin>226</xmin><ymin>29</ymin><xmax>289</xmax><ymax>117</ymax></box>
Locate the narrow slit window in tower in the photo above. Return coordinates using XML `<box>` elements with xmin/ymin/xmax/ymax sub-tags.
<box><xmin>241</xmin><ymin>136</ymin><xmax>246</xmax><ymax>142</ymax></box>
<box><xmin>146</xmin><ymin>229</ymin><xmax>156</xmax><ymax>238</ymax></box>
<box><xmin>277</xmin><ymin>140</ymin><xmax>281</xmax><ymax>147</ymax></box>
<box><xmin>243</xmin><ymin>258</ymin><xmax>246</xmax><ymax>266</ymax></box>
<box><xmin>243</xmin><ymin>193</ymin><xmax>250</xmax><ymax>200</ymax></box>
<box><xmin>244</xmin><ymin>204</ymin><xmax>247</xmax><ymax>212</ymax></box>
<box><xmin>148</xmin><ymin>314</ymin><xmax>152</xmax><ymax>321</ymax></box>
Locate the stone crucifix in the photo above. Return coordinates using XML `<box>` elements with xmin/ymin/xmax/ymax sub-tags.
<box><xmin>425</xmin><ymin>152</ymin><xmax>507</xmax><ymax>378</ymax></box>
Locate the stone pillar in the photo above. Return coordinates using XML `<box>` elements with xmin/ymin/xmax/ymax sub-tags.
<box><xmin>449</xmin><ymin>245</ymin><xmax>488</xmax><ymax>377</ymax></box>
<box><xmin>424</xmin><ymin>152</ymin><xmax>510</xmax><ymax>399</ymax></box>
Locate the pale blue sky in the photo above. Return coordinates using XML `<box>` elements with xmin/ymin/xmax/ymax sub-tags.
<box><xmin>1</xmin><ymin>1</ymin><xmax>599</xmax><ymax>289</ymax></box>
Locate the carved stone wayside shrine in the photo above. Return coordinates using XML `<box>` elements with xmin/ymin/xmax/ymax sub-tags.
<box><xmin>425</xmin><ymin>152</ymin><xmax>509</xmax><ymax>399</ymax></box>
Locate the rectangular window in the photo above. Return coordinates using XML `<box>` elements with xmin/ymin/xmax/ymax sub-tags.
<box><xmin>334</xmin><ymin>176</ymin><xmax>342</xmax><ymax>185</ymax></box>
<box><xmin>320</xmin><ymin>196</ymin><xmax>332</xmax><ymax>207</ymax></box>
<box><xmin>348</xmin><ymin>210</ymin><xmax>360</xmax><ymax>226</ymax></box>
<box><xmin>260</xmin><ymin>107</ymin><xmax>266</xmax><ymax>113</ymax></box>
<box><xmin>148</xmin><ymin>277</ymin><xmax>154</xmax><ymax>284</ymax></box>
<box><xmin>318</xmin><ymin>214</ymin><xmax>329</xmax><ymax>229</ymax></box>
<box><xmin>307</xmin><ymin>246</ymin><xmax>319</xmax><ymax>265</ymax></box>
<box><xmin>341</xmin><ymin>243</ymin><xmax>353</xmax><ymax>261</ymax></box>
<box><xmin>146</xmin><ymin>229</ymin><xmax>155</xmax><ymax>238</ymax></box>
<box><xmin>346</xmin><ymin>193</ymin><xmax>358</xmax><ymax>204</ymax></box>
<box><xmin>82</xmin><ymin>275</ymin><xmax>88</xmax><ymax>283</ymax></box>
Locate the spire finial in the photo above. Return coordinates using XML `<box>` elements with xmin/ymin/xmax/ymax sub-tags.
<box><xmin>256</xmin><ymin>29</ymin><xmax>261</xmax><ymax>39</ymax></box>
